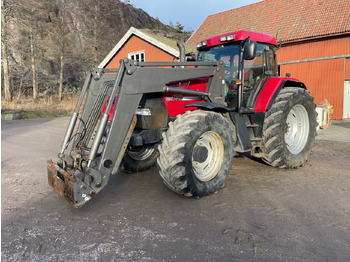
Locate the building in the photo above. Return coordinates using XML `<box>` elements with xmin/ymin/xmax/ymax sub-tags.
<box><xmin>187</xmin><ymin>0</ymin><xmax>350</xmax><ymax>119</ymax></box>
<box><xmin>99</xmin><ymin>27</ymin><xmax>196</xmax><ymax>69</ymax></box>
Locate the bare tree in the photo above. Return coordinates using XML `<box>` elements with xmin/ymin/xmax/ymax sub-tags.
<box><xmin>79</xmin><ymin>0</ymin><xmax>123</xmax><ymax>67</ymax></box>
<box><xmin>29</xmin><ymin>25</ymin><xmax>38</xmax><ymax>100</ymax></box>
<box><xmin>16</xmin><ymin>68</ymin><xmax>30</xmax><ymax>103</ymax></box>
<box><xmin>45</xmin><ymin>0</ymin><xmax>71</xmax><ymax>101</ymax></box>
<box><xmin>57</xmin><ymin>0</ymin><xmax>67</xmax><ymax>101</ymax></box>
<box><xmin>17</xmin><ymin>6</ymin><xmax>41</xmax><ymax>100</ymax></box>
<box><xmin>92</xmin><ymin>0</ymin><xmax>99</xmax><ymax>66</ymax></box>
<box><xmin>1</xmin><ymin>0</ymin><xmax>14</xmax><ymax>101</ymax></box>
<box><xmin>2</xmin><ymin>1</ymin><xmax>42</xmax><ymax>101</ymax></box>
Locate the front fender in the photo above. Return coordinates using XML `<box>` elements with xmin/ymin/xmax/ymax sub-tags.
<box><xmin>254</xmin><ymin>77</ymin><xmax>306</xmax><ymax>112</ymax></box>
<box><xmin>184</xmin><ymin>101</ymin><xmax>228</xmax><ymax>112</ymax></box>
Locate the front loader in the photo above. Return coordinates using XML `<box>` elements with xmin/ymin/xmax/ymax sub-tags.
<box><xmin>48</xmin><ymin>30</ymin><xmax>317</xmax><ymax>207</ymax></box>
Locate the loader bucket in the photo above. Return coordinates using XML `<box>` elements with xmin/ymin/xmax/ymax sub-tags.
<box><xmin>47</xmin><ymin>160</ymin><xmax>76</xmax><ymax>206</ymax></box>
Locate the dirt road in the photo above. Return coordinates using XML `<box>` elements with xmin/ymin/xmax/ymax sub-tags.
<box><xmin>2</xmin><ymin>117</ymin><xmax>350</xmax><ymax>261</ymax></box>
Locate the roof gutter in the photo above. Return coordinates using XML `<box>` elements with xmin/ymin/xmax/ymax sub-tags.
<box><xmin>281</xmin><ymin>32</ymin><xmax>350</xmax><ymax>46</ymax></box>
<box><xmin>279</xmin><ymin>54</ymin><xmax>350</xmax><ymax>65</ymax></box>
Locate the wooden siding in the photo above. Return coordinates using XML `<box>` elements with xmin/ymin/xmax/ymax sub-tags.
<box><xmin>105</xmin><ymin>35</ymin><xmax>175</xmax><ymax>69</ymax></box>
<box><xmin>280</xmin><ymin>58</ymin><xmax>344</xmax><ymax>119</ymax></box>
<box><xmin>346</xmin><ymin>58</ymin><xmax>350</xmax><ymax>80</ymax></box>
<box><xmin>277</xmin><ymin>36</ymin><xmax>350</xmax><ymax>119</ymax></box>
<box><xmin>277</xmin><ymin>36</ymin><xmax>350</xmax><ymax>62</ymax></box>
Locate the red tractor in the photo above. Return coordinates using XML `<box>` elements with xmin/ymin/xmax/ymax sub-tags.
<box><xmin>47</xmin><ymin>30</ymin><xmax>317</xmax><ymax>207</ymax></box>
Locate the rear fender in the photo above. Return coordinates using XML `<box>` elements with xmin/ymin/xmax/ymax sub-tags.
<box><xmin>254</xmin><ymin>77</ymin><xmax>306</xmax><ymax>112</ymax></box>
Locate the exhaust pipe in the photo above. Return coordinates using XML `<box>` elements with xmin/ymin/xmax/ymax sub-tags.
<box><xmin>176</xmin><ymin>40</ymin><xmax>186</xmax><ymax>62</ymax></box>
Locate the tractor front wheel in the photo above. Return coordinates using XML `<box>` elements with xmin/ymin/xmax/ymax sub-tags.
<box><xmin>157</xmin><ymin>111</ymin><xmax>235</xmax><ymax>197</ymax></box>
<box><xmin>262</xmin><ymin>87</ymin><xmax>317</xmax><ymax>168</ymax></box>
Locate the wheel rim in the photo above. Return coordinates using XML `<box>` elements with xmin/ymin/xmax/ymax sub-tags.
<box><xmin>127</xmin><ymin>146</ymin><xmax>154</xmax><ymax>161</ymax></box>
<box><xmin>192</xmin><ymin>131</ymin><xmax>224</xmax><ymax>181</ymax></box>
<box><xmin>285</xmin><ymin>104</ymin><xmax>310</xmax><ymax>154</ymax></box>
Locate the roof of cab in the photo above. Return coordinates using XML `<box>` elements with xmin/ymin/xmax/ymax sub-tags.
<box><xmin>197</xmin><ymin>30</ymin><xmax>277</xmax><ymax>50</ymax></box>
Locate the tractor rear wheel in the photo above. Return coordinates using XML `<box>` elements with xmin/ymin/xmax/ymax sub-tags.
<box><xmin>121</xmin><ymin>144</ymin><xmax>159</xmax><ymax>173</ymax></box>
<box><xmin>262</xmin><ymin>87</ymin><xmax>317</xmax><ymax>168</ymax></box>
<box><xmin>157</xmin><ymin>111</ymin><xmax>235</xmax><ymax>197</ymax></box>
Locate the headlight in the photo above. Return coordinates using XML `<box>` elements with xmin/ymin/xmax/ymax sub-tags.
<box><xmin>220</xmin><ymin>34</ymin><xmax>235</xmax><ymax>42</ymax></box>
<box><xmin>220</xmin><ymin>36</ymin><xmax>227</xmax><ymax>42</ymax></box>
<box><xmin>196</xmin><ymin>41</ymin><xmax>208</xmax><ymax>48</ymax></box>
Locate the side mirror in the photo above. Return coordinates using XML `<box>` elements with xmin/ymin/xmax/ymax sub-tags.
<box><xmin>186</xmin><ymin>52</ymin><xmax>197</xmax><ymax>61</ymax></box>
<box><xmin>243</xmin><ymin>41</ymin><xmax>257</xmax><ymax>60</ymax></box>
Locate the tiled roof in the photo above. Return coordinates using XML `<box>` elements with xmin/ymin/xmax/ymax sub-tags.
<box><xmin>187</xmin><ymin>0</ymin><xmax>350</xmax><ymax>45</ymax></box>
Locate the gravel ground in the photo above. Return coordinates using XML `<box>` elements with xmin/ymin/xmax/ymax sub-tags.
<box><xmin>316</xmin><ymin>119</ymin><xmax>350</xmax><ymax>142</ymax></box>
<box><xmin>2</xmin><ymin>117</ymin><xmax>350</xmax><ymax>261</ymax></box>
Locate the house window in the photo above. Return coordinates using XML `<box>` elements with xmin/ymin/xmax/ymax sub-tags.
<box><xmin>128</xmin><ymin>51</ymin><xmax>145</xmax><ymax>62</ymax></box>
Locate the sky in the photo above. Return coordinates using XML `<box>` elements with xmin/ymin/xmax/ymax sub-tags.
<box><xmin>129</xmin><ymin>0</ymin><xmax>263</xmax><ymax>31</ymax></box>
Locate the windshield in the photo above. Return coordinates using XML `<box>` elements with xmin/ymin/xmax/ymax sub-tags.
<box><xmin>197</xmin><ymin>44</ymin><xmax>240</xmax><ymax>83</ymax></box>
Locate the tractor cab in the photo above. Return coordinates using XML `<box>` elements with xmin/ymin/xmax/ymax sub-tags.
<box><xmin>197</xmin><ymin>30</ymin><xmax>278</xmax><ymax>112</ymax></box>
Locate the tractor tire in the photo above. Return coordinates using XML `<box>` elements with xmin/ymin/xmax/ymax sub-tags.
<box><xmin>262</xmin><ymin>87</ymin><xmax>317</xmax><ymax>168</ymax></box>
<box><xmin>121</xmin><ymin>144</ymin><xmax>159</xmax><ymax>173</ymax></box>
<box><xmin>157</xmin><ymin>111</ymin><xmax>235</xmax><ymax>197</ymax></box>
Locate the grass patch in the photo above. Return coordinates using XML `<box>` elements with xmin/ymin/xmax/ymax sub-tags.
<box><xmin>1</xmin><ymin>94</ymin><xmax>78</xmax><ymax>119</ymax></box>
<box><xmin>19</xmin><ymin>110</ymin><xmax>70</xmax><ymax>119</ymax></box>
<box><xmin>1</xmin><ymin>110</ymin><xmax>21</xmax><ymax>114</ymax></box>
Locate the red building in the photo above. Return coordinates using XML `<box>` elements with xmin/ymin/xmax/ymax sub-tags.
<box><xmin>188</xmin><ymin>0</ymin><xmax>350</xmax><ymax>119</ymax></box>
<box><xmin>99</xmin><ymin>27</ymin><xmax>196</xmax><ymax>69</ymax></box>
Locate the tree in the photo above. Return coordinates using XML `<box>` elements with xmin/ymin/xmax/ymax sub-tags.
<box><xmin>45</xmin><ymin>0</ymin><xmax>71</xmax><ymax>101</ymax></box>
<box><xmin>57</xmin><ymin>0</ymin><xmax>67</xmax><ymax>101</ymax></box>
<box><xmin>16</xmin><ymin>5</ymin><xmax>42</xmax><ymax>100</ymax></box>
<box><xmin>169</xmin><ymin>21</ymin><xmax>185</xmax><ymax>33</ymax></box>
<box><xmin>29</xmin><ymin>25</ymin><xmax>38</xmax><ymax>100</ymax></box>
<box><xmin>79</xmin><ymin>0</ymin><xmax>125</xmax><ymax>67</ymax></box>
<box><xmin>1</xmin><ymin>0</ymin><xmax>14</xmax><ymax>101</ymax></box>
<box><xmin>175</xmin><ymin>22</ymin><xmax>184</xmax><ymax>33</ymax></box>
<box><xmin>2</xmin><ymin>1</ymin><xmax>44</xmax><ymax>101</ymax></box>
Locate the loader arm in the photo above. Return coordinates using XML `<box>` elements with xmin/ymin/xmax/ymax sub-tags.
<box><xmin>48</xmin><ymin>58</ymin><xmax>225</xmax><ymax>207</ymax></box>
